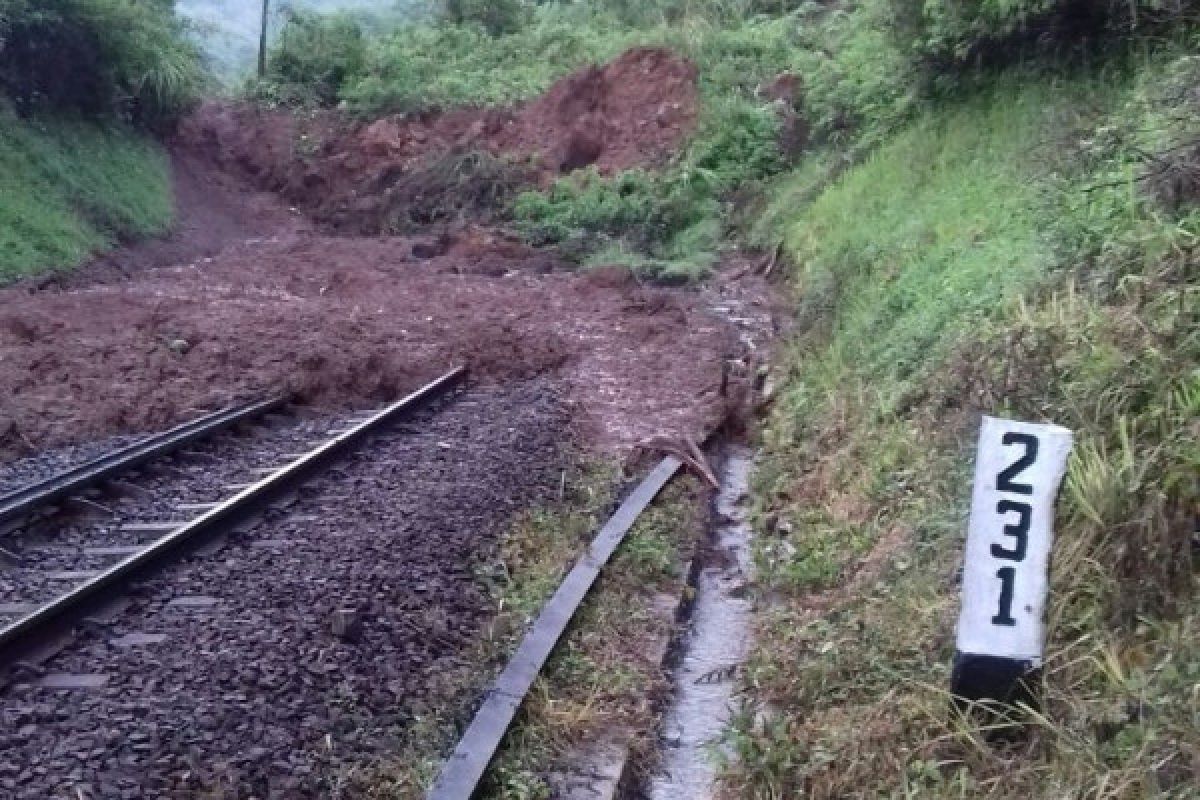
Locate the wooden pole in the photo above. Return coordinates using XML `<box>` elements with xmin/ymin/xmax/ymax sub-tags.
<box><xmin>258</xmin><ymin>0</ymin><xmax>270</xmax><ymax>78</ymax></box>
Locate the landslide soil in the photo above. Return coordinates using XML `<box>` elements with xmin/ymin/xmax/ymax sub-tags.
<box><xmin>181</xmin><ymin>47</ymin><xmax>699</xmax><ymax>234</ymax></box>
<box><xmin>0</xmin><ymin>48</ymin><xmax>750</xmax><ymax>461</ymax></box>
<box><xmin>0</xmin><ymin>230</ymin><xmax>742</xmax><ymax>457</ymax></box>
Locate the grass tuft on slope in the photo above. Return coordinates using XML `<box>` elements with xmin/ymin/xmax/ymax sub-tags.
<box><xmin>0</xmin><ymin>111</ymin><xmax>172</xmax><ymax>282</ymax></box>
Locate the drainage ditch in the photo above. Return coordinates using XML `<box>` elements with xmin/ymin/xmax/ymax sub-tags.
<box><xmin>647</xmin><ymin>444</ymin><xmax>756</xmax><ymax>799</ymax></box>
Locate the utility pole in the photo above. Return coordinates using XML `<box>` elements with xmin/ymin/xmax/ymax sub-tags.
<box><xmin>258</xmin><ymin>0</ymin><xmax>270</xmax><ymax>78</ymax></box>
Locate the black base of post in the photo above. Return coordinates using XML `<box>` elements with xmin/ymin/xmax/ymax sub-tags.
<box><xmin>951</xmin><ymin>651</ymin><xmax>1040</xmax><ymax>710</ymax></box>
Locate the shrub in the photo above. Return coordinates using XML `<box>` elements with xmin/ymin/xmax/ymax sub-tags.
<box><xmin>441</xmin><ymin>0</ymin><xmax>530</xmax><ymax>36</ymax></box>
<box><xmin>0</xmin><ymin>0</ymin><xmax>205</xmax><ymax>125</ymax></box>
<box><xmin>890</xmin><ymin>0</ymin><xmax>1200</xmax><ymax>71</ymax></box>
<box><xmin>258</xmin><ymin>10</ymin><xmax>366</xmax><ymax>107</ymax></box>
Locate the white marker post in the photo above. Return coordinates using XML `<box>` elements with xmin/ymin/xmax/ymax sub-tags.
<box><xmin>953</xmin><ymin>416</ymin><xmax>1073</xmax><ymax>705</ymax></box>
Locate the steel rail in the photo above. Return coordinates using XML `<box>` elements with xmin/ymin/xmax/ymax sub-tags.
<box><xmin>0</xmin><ymin>365</ymin><xmax>467</xmax><ymax>676</ymax></box>
<box><xmin>428</xmin><ymin>453</ymin><xmax>685</xmax><ymax>800</ymax></box>
<box><xmin>0</xmin><ymin>396</ymin><xmax>287</xmax><ymax>531</ymax></box>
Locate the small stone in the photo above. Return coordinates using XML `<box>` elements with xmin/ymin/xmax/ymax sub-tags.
<box><xmin>329</xmin><ymin>609</ymin><xmax>362</xmax><ymax>642</ymax></box>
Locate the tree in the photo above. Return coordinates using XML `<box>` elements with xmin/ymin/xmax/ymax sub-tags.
<box><xmin>442</xmin><ymin>0</ymin><xmax>528</xmax><ymax>35</ymax></box>
<box><xmin>0</xmin><ymin>0</ymin><xmax>205</xmax><ymax>123</ymax></box>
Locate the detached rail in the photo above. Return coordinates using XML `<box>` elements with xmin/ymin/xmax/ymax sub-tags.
<box><xmin>0</xmin><ymin>366</ymin><xmax>467</xmax><ymax>677</ymax></box>
<box><xmin>428</xmin><ymin>453</ymin><xmax>685</xmax><ymax>800</ymax></box>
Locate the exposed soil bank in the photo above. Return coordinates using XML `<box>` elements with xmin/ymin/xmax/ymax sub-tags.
<box><xmin>178</xmin><ymin>47</ymin><xmax>698</xmax><ymax>234</ymax></box>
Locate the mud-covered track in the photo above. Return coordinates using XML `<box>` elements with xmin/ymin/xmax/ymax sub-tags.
<box><xmin>0</xmin><ymin>366</ymin><xmax>466</xmax><ymax>683</ymax></box>
<box><xmin>0</xmin><ymin>397</ymin><xmax>284</xmax><ymax>533</ymax></box>
<box><xmin>0</xmin><ymin>374</ymin><xmax>571</xmax><ymax>799</ymax></box>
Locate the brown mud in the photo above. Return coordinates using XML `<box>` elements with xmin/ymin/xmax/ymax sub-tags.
<box><xmin>178</xmin><ymin>47</ymin><xmax>698</xmax><ymax>234</ymax></box>
<box><xmin>0</xmin><ymin>47</ymin><xmax>775</xmax><ymax>462</ymax></box>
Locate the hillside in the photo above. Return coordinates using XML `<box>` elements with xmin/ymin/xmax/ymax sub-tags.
<box><xmin>732</xmin><ymin>61</ymin><xmax>1199</xmax><ymax>797</ymax></box>
<box><xmin>0</xmin><ymin>112</ymin><xmax>172</xmax><ymax>282</ymax></box>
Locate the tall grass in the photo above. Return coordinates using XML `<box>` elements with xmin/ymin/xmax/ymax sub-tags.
<box><xmin>0</xmin><ymin>110</ymin><xmax>172</xmax><ymax>281</ymax></box>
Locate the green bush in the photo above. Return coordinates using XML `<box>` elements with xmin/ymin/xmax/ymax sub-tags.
<box><xmin>343</xmin><ymin>7</ymin><xmax>636</xmax><ymax>113</ymax></box>
<box><xmin>891</xmin><ymin>0</ymin><xmax>1200</xmax><ymax>70</ymax></box>
<box><xmin>792</xmin><ymin>2</ymin><xmax>916</xmax><ymax>146</ymax></box>
<box><xmin>0</xmin><ymin>0</ymin><xmax>205</xmax><ymax>125</ymax></box>
<box><xmin>256</xmin><ymin>10</ymin><xmax>366</xmax><ymax>107</ymax></box>
<box><xmin>441</xmin><ymin>0</ymin><xmax>530</xmax><ymax>35</ymax></box>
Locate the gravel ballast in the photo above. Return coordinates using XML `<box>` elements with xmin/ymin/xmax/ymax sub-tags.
<box><xmin>0</xmin><ymin>379</ymin><xmax>571</xmax><ymax>799</ymax></box>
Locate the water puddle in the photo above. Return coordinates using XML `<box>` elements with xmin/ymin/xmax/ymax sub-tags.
<box><xmin>648</xmin><ymin>446</ymin><xmax>756</xmax><ymax>800</ymax></box>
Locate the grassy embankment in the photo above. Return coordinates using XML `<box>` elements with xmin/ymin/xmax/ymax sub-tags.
<box><xmin>0</xmin><ymin>112</ymin><xmax>173</xmax><ymax>282</ymax></box>
<box><xmin>727</xmin><ymin>48</ymin><xmax>1198</xmax><ymax>800</ymax></box>
<box><xmin>0</xmin><ymin>0</ymin><xmax>205</xmax><ymax>282</ymax></box>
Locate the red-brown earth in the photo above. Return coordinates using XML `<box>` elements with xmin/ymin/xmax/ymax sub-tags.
<box><xmin>178</xmin><ymin>47</ymin><xmax>699</xmax><ymax>233</ymax></box>
<box><xmin>0</xmin><ymin>48</ymin><xmax>779</xmax><ymax>462</ymax></box>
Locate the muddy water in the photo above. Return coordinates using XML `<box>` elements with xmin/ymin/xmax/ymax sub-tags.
<box><xmin>649</xmin><ymin>446</ymin><xmax>756</xmax><ymax>799</ymax></box>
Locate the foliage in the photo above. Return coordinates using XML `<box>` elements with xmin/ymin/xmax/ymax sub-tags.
<box><xmin>891</xmin><ymin>0</ymin><xmax>1200</xmax><ymax>68</ymax></box>
<box><xmin>0</xmin><ymin>110</ymin><xmax>172</xmax><ymax>281</ymax></box>
<box><xmin>342</xmin><ymin>6</ymin><xmax>637</xmax><ymax>113</ymax></box>
<box><xmin>254</xmin><ymin>10</ymin><xmax>366</xmax><ymax>107</ymax></box>
<box><xmin>0</xmin><ymin>0</ymin><xmax>205</xmax><ymax>125</ymax></box>
<box><xmin>727</xmin><ymin>51</ymin><xmax>1198</xmax><ymax>798</ymax></box>
<box><xmin>789</xmin><ymin>1</ymin><xmax>917</xmax><ymax>147</ymax></box>
<box><xmin>441</xmin><ymin>0</ymin><xmax>529</xmax><ymax>36</ymax></box>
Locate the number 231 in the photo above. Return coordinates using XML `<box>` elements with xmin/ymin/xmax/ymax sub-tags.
<box><xmin>992</xmin><ymin>433</ymin><xmax>1038</xmax><ymax>627</ymax></box>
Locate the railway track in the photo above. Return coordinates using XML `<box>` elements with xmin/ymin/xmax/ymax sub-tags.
<box><xmin>0</xmin><ymin>367</ymin><xmax>467</xmax><ymax>686</ymax></box>
<box><xmin>0</xmin><ymin>396</ymin><xmax>285</xmax><ymax>535</ymax></box>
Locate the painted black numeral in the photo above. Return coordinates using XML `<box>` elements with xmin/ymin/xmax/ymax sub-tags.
<box><xmin>992</xmin><ymin>567</ymin><xmax>1017</xmax><ymax>626</ymax></box>
<box><xmin>997</xmin><ymin>432</ymin><xmax>1039</xmax><ymax>495</ymax></box>
<box><xmin>991</xmin><ymin>500</ymin><xmax>1031</xmax><ymax>562</ymax></box>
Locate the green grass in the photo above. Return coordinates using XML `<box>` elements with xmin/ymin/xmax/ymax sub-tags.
<box><xmin>773</xmin><ymin>83</ymin><xmax>1061</xmax><ymax>402</ymax></box>
<box><xmin>0</xmin><ymin>111</ymin><xmax>173</xmax><ymax>282</ymax></box>
<box><xmin>729</xmin><ymin>51</ymin><xmax>1198</xmax><ymax>799</ymax></box>
<box><xmin>479</xmin><ymin>476</ymin><xmax>703</xmax><ymax>799</ymax></box>
<box><xmin>352</xmin><ymin>461</ymin><xmax>706</xmax><ymax>798</ymax></box>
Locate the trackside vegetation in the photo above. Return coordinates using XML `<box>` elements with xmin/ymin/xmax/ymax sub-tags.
<box><xmin>728</xmin><ymin>26</ymin><xmax>1199</xmax><ymax>800</ymax></box>
<box><xmin>0</xmin><ymin>0</ymin><xmax>202</xmax><ymax>281</ymax></box>
<box><xmin>0</xmin><ymin>112</ymin><xmax>172</xmax><ymax>281</ymax></box>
